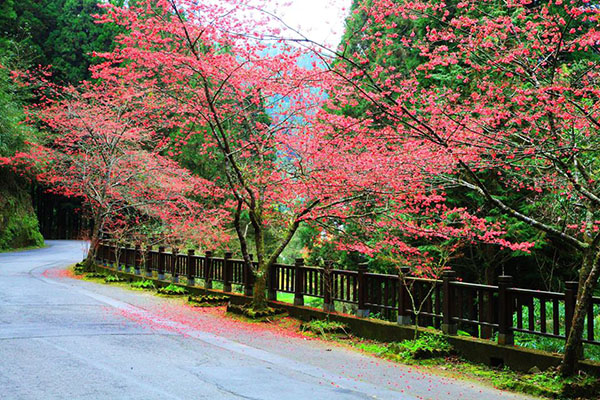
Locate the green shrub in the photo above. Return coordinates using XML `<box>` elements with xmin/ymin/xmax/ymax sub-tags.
<box><xmin>387</xmin><ymin>333</ymin><xmax>453</xmax><ymax>360</ymax></box>
<box><xmin>131</xmin><ymin>279</ymin><xmax>155</xmax><ymax>290</ymax></box>
<box><xmin>104</xmin><ymin>274</ymin><xmax>127</xmax><ymax>283</ymax></box>
<box><xmin>73</xmin><ymin>263</ymin><xmax>86</xmax><ymax>275</ymax></box>
<box><xmin>157</xmin><ymin>284</ymin><xmax>188</xmax><ymax>295</ymax></box>
<box><xmin>85</xmin><ymin>272</ymin><xmax>106</xmax><ymax>279</ymax></box>
<box><xmin>226</xmin><ymin>303</ymin><xmax>286</xmax><ymax>319</ymax></box>
<box><xmin>300</xmin><ymin>319</ymin><xmax>348</xmax><ymax>336</ymax></box>
<box><xmin>188</xmin><ymin>294</ymin><xmax>228</xmax><ymax>307</ymax></box>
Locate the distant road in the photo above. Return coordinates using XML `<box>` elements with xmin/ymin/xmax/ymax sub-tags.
<box><xmin>0</xmin><ymin>241</ymin><xmax>535</xmax><ymax>400</ymax></box>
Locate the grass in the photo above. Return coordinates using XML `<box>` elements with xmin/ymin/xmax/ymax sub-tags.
<box><xmin>0</xmin><ymin>243</ymin><xmax>48</xmax><ymax>253</ymax></box>
<box><xmin>340</xmin><ymin>335</ymin><xmax>599</xmax><ymax>399</ymax></box>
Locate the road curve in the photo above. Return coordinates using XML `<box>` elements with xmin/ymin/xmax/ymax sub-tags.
<box><xmin>0</xmin><ymin>241</ymin><xmax>536</xmax><ymax>400</ymax></box>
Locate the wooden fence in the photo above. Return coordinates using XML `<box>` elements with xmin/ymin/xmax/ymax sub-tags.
<box><xmin>95</xmin><ymin>242</ymin><xmax>600</xmax><ymax>347</ymax></box>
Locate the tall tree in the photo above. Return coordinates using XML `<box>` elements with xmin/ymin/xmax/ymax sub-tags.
<box><xmin>93</xmin><ymin>0</ymin><xmax>392</xmax><ymax>310</ymax></box>
<box><xmin>12</xmin><ymin>77</ymin><xmax>227</xmax><ymax>266</ymax></box>
<box><xmin>322</xmin><ymin>0</ymin><xmax>600</xmax><ymax>375</ymax></box>
<box><xmin>0</xmin><ymin>0</ymin><xmax>124</xmax><ymax>83</ymax></box>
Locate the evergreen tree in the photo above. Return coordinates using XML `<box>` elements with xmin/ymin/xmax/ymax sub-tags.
<box><xmin>0</xmin><ymin>0</ymin><xmax>124</xmax><ymax>83</ymax></box>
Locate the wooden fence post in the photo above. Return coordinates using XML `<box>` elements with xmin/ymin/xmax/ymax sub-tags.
<box><xmin>134</xmin><ymin>244</ymin><xmax>142</xmax><ymax>275</ymax></box>
<box><xmin>294</xmin><ymin>258</ymin><xmax>305</xmax><ymax>306</ymax></box>
<box><xmin>126</xmin><ymin>244</ymin><xmax>133</xmax><ymax>271</ymax></box>
<box><xmin>127</xmin><ymin>245</ymin><xmax>133</xmax><ymax>271</ymax></box>
<box><xmin>357</xmin><ymin>262</ymin><xmax>369</xmax><ymax>318</ymax></box>
<box><xmin>565</xmin><ymin>281</ymin><xmax>578</xmax><ymax>337</ymax></box>
<box><xmin>223</xmin><ymin>252</ymin><xmax>233</xmax><ymax>292</ymax></box>
<box><xmin>157</xmin><ymin>246</ymin><xmax>166</xmax><ymax>280</ymax></box>
<box><xmin>171</xmin><ymin>248</ymin><xmax>179</xmax><ymax>283</ymax></box>
<box><xmin>185</xmin><ymin>249</ymin><xmax>196</xmax><ymax>286</ymax></box>
<box><xmin>145</xmin><ymin>245</ymin><xmax>153</xmax><ymax>277</ymax></box>
<box><xmin>244</xmin><ymin>255</ymin><xmax>254</xmax><ymax>296</ymax></box>
<box><xmin>119</xmin><ymin>245</ymin><xmax>125</xmax><ymax>271</ymax></box>
<box><xmin>497</xmin><ymin>275</ymin><xmax>514</xmax><ymax>345</ymax></box>
<box><xmin>116</xmin><ymin>245</ymin><xmax>123</xmax><ymax>271</ymax></box>
<box><xmin>101</xmin><ymin>243</ymin><xmax>107</xmax><ymax>266</ymax></box>
<box><xmin>323</xmin><ymin>260</ymin><xmax>334</xmax><ymax>312</ymax></box>
<box><xmin>442</xmin><ymin>269</ymin><xmax>457</xmax><ymax>335</ymax></box>
<box><xmin>97</xmin><ymin>243</ymin><xmax>103</xmax><ymax>265</ymax></box>
<box><xmin>397</xmin><ymin>266</ymin><xmax>412</xmax><ymax>325</ymax></box>
<box><xmin>267</xmin><ymin>262</ymin><xmax>277</xmax><ymax>301</ymax></box>
<box><xmin>204</xmin><ymin>251</ymin><xmax>213</xmax><ymax>289</ymax></box>
<box><xmin>110</xmin><ymin>245</ymin><xmax>116</xmax><ymax>269</ymax></box>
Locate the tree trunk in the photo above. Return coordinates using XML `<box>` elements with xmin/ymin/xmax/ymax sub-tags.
<box><xmin>560</xmin><ymin>251</ymin><xmax>600</xmax><ymax>376</ymax></box>
<box><xmin>252</xmin><ymin>262</ymin><xmax>269</xmax><ymax>311</ymax></box>
<box><xmin>82</xmin><ymin>212</ymin><xmax>102</xmax><ymax>272</ymax></box>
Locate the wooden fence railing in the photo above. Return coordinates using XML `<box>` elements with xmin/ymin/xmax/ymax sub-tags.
<box><xmin>95</xmin><ymin>243</ymin><xmax>600</xmax><ymax>347</ymax></box>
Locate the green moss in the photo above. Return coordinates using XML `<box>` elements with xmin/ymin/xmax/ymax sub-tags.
<box><xmin>226</xmin><ymin>303</ymin><xmax>286</xmax><ymax>320</ymax></box>
<box><xmin>187</xmin><ymin>294</ymin><xmax>228</xmax><ymax>307</ymax></box>
<box><xmin>0</xmin><ymin>170</ymin><xmax>44</xmax><ymax>251</ymax></box>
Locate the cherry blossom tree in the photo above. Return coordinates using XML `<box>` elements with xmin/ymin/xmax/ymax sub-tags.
<box><xmin>314</xmin><ymin>0</ymin><xmax>600</xmax><ymax>375</ymax></box>
<box><xmin>90</xmin><ymin>0</ymin><xmax>537</xmax><ymax>314</ymax></box>
<box><xmin>91</xmin><ymin>0</ymin><xmax>376</xmax><ymax>310</ymax></box>
<box><xmin>17</xmin><ymin>77</ymin><xmax>227</xmax><ymax>269</ymax></box>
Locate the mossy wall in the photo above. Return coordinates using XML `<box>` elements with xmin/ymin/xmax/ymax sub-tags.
<box><xmin>0</xmin><ymin>169</ymin><xmax>44</xmax><ymax>251</ymax></box>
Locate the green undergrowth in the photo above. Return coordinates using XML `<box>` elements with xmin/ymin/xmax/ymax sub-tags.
<box><xmin>188</xmin><ymin>294</ymin><xmax>229</xmax><ymax>307</ymax></box>
<box><xmin>300</xmin><ymin>319</ymin><xmax>349</xmax><ymax>338</ymax></box>
<box><xmin>0</xmin><ymin>170</ymin><xmax>44</xmax><ymax>251</ymax></box>
<box><xmin>157</xmin><ymin>283</ymin><xmax>188</xmax><ymax>296</ymax></box>
<box><xmin>104</xmin><ymin>274</ymin><xmax>127</xmax><ymax>283</ymax></box>
<box><xmin>130</xmin><ymin>279</ymin><xmax>156</xmax><ymax>290</ymax></box>
<box><xmin>344</xmin><ymin>335</ymin><xmax>599</xmax><ymax>399</ymax></box>
<box><xmin>226</xmin><ymin>303</ymin><xmax>287</xmax><ymax>320</ymax></box>
<box><xmin>84</xmin><ymin>271</ymin><xmax>107</xmax><ymax>279</ymax></box>
<box><xmin>387</xmin><ymin>333</ymin><xmax>454</xmax><ymax>360</ymax></box>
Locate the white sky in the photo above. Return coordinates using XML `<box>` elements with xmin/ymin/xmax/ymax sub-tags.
<box><xmin>263</xmin><ymin>0</ymin><xmax>352</xmax><ymax>47</ymax></box>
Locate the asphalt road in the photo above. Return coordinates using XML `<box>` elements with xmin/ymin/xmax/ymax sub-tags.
<box><xmin>0</xmin><ymin>241</ymin><xmax>536</xmax><ymax>400</ymax></box>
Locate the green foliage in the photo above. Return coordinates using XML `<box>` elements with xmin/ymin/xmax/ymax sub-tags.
<box><xmin>0</xmin><ymin>0</ymin><xmax>124</xmax><ymax>84</ymax></box>
<box><xmin>349</xmin><ymin>335</ymin><xmax>599</xmax><ymax>399</ymax></box>
<box><xmin>300</xmin><ymin>319</ymin><xmax>348</xmax><ymax>336</ymax></box>
<box><xmin>0</xmin><ymin>170</ymin><xmax>44</xmax><ymax>251</ymax></box>
<box><xmin>85</xmin><ymin>272</ymin><xmax>106</xmax><ymax>279</ymax></box>
<box><xmin>130</xmin><ymin>279</ymin><xmax>156</xmax><ymax>290</ymax></box>
<box><xmin>226</xmin><ymin>303</ymin><xmax>286</xmax><ymax>320</ymax></box>
<box><xmin>187</xmin><ymin>294</ymin><xmax>229</xmax><ymax>307</ymax></box>
<box><xmin>104</xmin><ymin>274</ymin><xmax>127</xmax><ymax>283</ymax></box>
<box><xmin>492</xmin><ymin>368</ymin><xmax>600</xmax><ymax>399</ymax></box>
<box><xmin>0</xmin><ymin>43</ymin><xmax>43</xmax><ymax>252</ymax></box>
<box><xmin>73</xmin><ymin>263</ymin><xmax>85</xmax><ymax>275</ymax></box>
<box><xmin>157</xmin><ymin>283</ymin><xmax>188</xmax><ymax>295</ymax></box>
<box><xmin>386</xmin><ymin>333</ymin><xmax>453</xmax><ymax>360</ymax></box>
<box><xmin>507</xmin><ymin>298</ymin><xmax>600</xmax><ymax>361</ymax></box>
